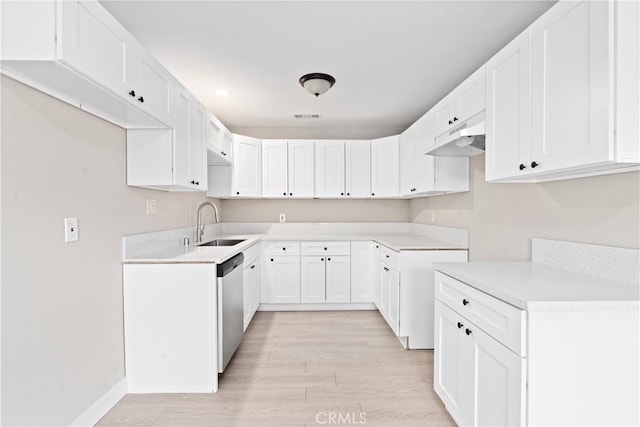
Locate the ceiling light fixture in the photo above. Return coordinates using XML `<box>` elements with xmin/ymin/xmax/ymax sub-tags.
<box><xmin>299</xmin><ymin>73</ymin><xmax>336</xmax><ymax>97</ymax></box>
<box><xmin>214</xmin><ymin>89</ymin><xmax>230</xmax><ymax>96</ymax></box>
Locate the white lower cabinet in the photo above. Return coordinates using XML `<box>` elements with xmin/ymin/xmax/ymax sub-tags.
<box><xmin>242</xmin><ymin>245</ymin><xmax>260</xmax><ymax>331</ymax></box>
<box><xmin>123</xmin><ymin>263</ymin><xmax>219</xmax><ymax>393</ymax></box>
<box><xmin>376</xmin><ymin>244</ymin><xmax>468</xmax><ymax>349</ymax></box>
<box><xmin>350</xmin><ymin>241</ymin><xmax>375</xmax><ymax>302</ymax></box>
<box><xmin>433</xmin><ymin>269</ymin><xmax>639</xmax><ymax>426</ymax></box>
<box><xmin>300</xmin><ymin>242</ymin><xmax>351</xmax><ymax>303</ymax></box>
<box><xmin>435</xmin><ymin>300</ymin><xmax>525</xmax><ymax>427</ymax></box>
<box><xmin>261</xmin><ymin>241</ymin><xmax>301</xmax><ymax>303</ymax></box>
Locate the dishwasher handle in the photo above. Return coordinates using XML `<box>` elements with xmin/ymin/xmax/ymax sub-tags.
<box><xmin>217</xmin><ymin>253</ymin><xmax>245</xmax><ymax>277</ymax></box>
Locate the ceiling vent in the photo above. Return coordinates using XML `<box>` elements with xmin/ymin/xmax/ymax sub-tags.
<box><xmin>294</xmin><ymin>114</ymin><xmax>320</xmax><ymax>119</ymax></box>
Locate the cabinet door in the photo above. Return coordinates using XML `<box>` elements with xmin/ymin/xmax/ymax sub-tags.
<box><xmin>208</xmin><ymin>114</ymin><xmax>223</xmax><ymax>153</ymax></box>
<box><xmin>262</xmin><ymin>141</ymin><xmax>288</xmax><ymax>197</ymax></box>
<box><xmin>326</xmin><ymin>256</ymin><xmax>351</xmax><ymax>303</ymax></box>
<box><xmin>265</xmin><ymin>256</ymin><xmax>300</xmax><ymax>303</ymax></box>
<box><xmin>173</xmin><ymin>88</ymin><xmax>191</xmax><ymax>187</ymax></box>
<box><xmin>387</xmin><ymin>267</ymin><xmax>400</xmax><ymax>335</ymax></box>
<box><xmin>58</xmin><ymin>0</ymin><xmax>132</xmax><ymax>98</ymax></box>
<box><xmin>189</xmin><ymin>100</ymin><xmax>206</xmax><ymax>190</ymax></box>
<box><xmin>473</xmin><ymin>325</ymin><xmax>526</xmax><ymax>427</ymax></box>
<box><xmin>373</xmin><ymin>245</ymin><xmax>381</xmax><ymax>309</ymax></box>
<box><xmin>345</xmin><ymin>140</ymin><xmax>371</xmax><ymax>198</ymax></box>
<box><xmin>371</xmin><ymin>136</ymin><xmax>399</xmax><ymax>198</ymax></box>
<box><xmin>251</xmin><ymin>262</ymin><xmax>260</xmax><ymax>315</ymax></box>
<box><xmin>456</xmin><ymin>66</ymin><xmax>486</xmax><ymax>123</ymax></box>
<box><xmin>243</xmin><ymin>265</ymin><xmax>252</xmax><ymax>331</ymax></box>
<box><xmin>414</xmin><ymin>111</ymin><xmax>437</xmax><ymax>193</ymax></box>
<box><xmin>379</xmin><ymin>265</ymin><xmax>390</xmax><ymax>319</ymax></box>
<box><xmin>233</xmin><ymin>135</ymin><xmax>261</xmax><ymax>197</ymax></box>
<box><xmin>434</xmin><ymin>97</ymin><xmax>458</xmax><ymax>137</ymax></box>
<box><xmin>399</xmin><ymin>124</ymin><xmax>417</xmax><ymax>196</ymax></box>
<box><xmin>350</xmin><ymin>241</ymin><xmax>375</xmax><ymax>303</ymax></box>
<box><xmin>301</xmin><ymin>257</ymin><xmax>326</xmax><ymax>303</ymax></box>
<box><xmin>531</xmin><ymin>0</ymin><xmax>612</xmax><ymax>173</ymax></box>
<box><xmin>133</xmin><ymin>48</ymin><xmax>174</xmax><ymax>127</ymax></box>
<box><xmin>434</xmin><ymin>300</ymin><xmax>469</xmax><ymax>426</ymax></box>
<box><xmin>288</xmin><ymin>141</ymin><xmax>315</xmax><ymax>197</ymax></box>
<box><xmin>486</xmin><ymin>28</ymin><xmax>532</xmax><ymax>181</ymax></box>
<box><xmin>315</xmin><ymin>140</ymin><xmax>345</xmax><ymax>198</ymax></box>
<box><xmin>221</xmin><ymin>129</ymin><xmax>234</xmax><ymax>160</ymax></box>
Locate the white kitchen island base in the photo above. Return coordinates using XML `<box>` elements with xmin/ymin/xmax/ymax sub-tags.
<box><xmin>123</xmin><ymin>263</ymin><xmax>219</xmax><ymax>393</ymax></box>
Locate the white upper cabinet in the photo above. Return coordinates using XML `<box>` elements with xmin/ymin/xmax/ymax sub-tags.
<box><xmin>400</xmin><ymin>123</ymin><xmax>418</xmax><ymax>196</ymax></box>
<box><xmin>207</xmin><ymin>114</ymin><xmax>233</xmax><ymax>163</ymax></box>
<box><xmin>288</xmin><ymin>141</ymin><xmax>315</xmax><ymax>198</ymax></box>
<box><xmin>531</xmin><ymin>0</ymin><xmax>610</xmax><ymax>173</ymax></box>
<box><xmin>127</xmin><ymin>44</ymin><xmax>175</xmax><ymax>127</ymax></box>
<box><xmin>486</xmin><ymin>0</ymin><xmax>639</xmax><ymax>182</ymax></box>
<box><xmin>315</xmin><ymin>140</ymin><xmax>346</xmax><ymax>198</ymax></box>
<box><xmin>232</xmin><ymin>135</ymin><xmax>262</xmax><ymax>197</ymax></box>
<box><xmin>485</xmin><ymin>28</ymin><xmax>532</xmax><ymax>182</ymax></box>
<box><xmin>262</xmin><ymin>140</ymin><xmax>314</xmax><ymax>198</ymax></box>
<box><xmin>127</xmin><ymin>86</ymin><xmax>206</xmax><ymax>191</ymax></box>
<box><xmin>262</xmin><ymin>140</ymin><xmax>289</xmax><ymax>197</ymax></box>
<box><xmin>2</xmin><ymin>0</ymin><xmax>167</xmax><ymax>128</ymax></box>
<box><xmin>371</xmin><ymin>136</ymin><xmax>400</xmax><ymax>198</ymax></box>
<box><xmin>400</xmin><ymin>111</ymin><xmax>468</xmax><ymax>197</ymax></box>
<box><xmin>433</xmin><ymin>66</ymin><xmax>486</xmax><ymax>137</ymax></box>
<box><xmin>57</xmin><ymin>0</ymin><xmax>133</xmax><ymax>100</ymax></box>
<box><xmin>345</xmin><ymin>140</ymin><xmax>371</xmax><ymax>198</ymax></box>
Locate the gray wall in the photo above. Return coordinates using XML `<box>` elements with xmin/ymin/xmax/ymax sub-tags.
<box><xmin>410</xmin><ymin>155</ymin><xmax>640</xmax><ymax>261</ymax></box>
<box><xmin>0</xmin><ymin>77</ymin><xmax>218</xmax><ymax>425</ymax></box>
<box><xmin>221</xmin><ymin>199</ymin><xmax>410</xmax><ymax>223</ymax></box>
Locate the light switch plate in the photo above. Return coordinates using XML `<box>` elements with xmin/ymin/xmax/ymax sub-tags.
<box><xmin>279</xmin><ymin>213</ymin><xmax>286</xmax><ymax>223</ymax></box>
<box><xmin>64</xmin><ymin>218</ymin><xmax>78</xmax><ymax>242</ymax></box>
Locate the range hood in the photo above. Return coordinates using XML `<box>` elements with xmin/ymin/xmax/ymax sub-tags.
<box><xmin>426</xmin><ymin>112</ymin><xmax>485</xmax><ymax>157</ymax></box>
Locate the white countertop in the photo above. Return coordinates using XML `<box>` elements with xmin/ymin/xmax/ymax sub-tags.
<box><xmin>123</xmin><ymin>233</ymin><xmax>467</xmax><ymax>264</ymax></box>
<box><xmin>434</xmin><ymin>261</ymin><xmax>640</xmax><ymax>311</ymax></box>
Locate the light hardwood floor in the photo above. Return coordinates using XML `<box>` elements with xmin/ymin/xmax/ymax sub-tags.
<box><xmin>98</xmin><ymin>310</ymin><xmax>454</xmax><ymax>427</ymax></box>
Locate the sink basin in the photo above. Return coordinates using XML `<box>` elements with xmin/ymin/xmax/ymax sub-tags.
<box><xmin>199</xmin><ymin>239</ymin><xmax>245</xmax><ymax>247</ymax></box>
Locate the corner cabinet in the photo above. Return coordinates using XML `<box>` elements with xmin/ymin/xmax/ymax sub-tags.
<box><xmin>486</xmin><ymin>0</ymin><xmax>639</xmax><ymax>182</ymax></box>
<box><xmin>375</xmin><ymin>244</ymin><xmax>468</xmax><ymax>349</ymax></box>
<box><xmin>400</xmin><ymin>112</ymin><xmax>469</xmax><ymax>197</ymax></box>
<box><xmin>127</xmin><ymin>86</ymin><xmax>206</xmax><ymax>191</ymax></box>
<box><xmin>208</xmin><ymin>134</ymin><xmax>262</xmax><ymax>198</ymax></box>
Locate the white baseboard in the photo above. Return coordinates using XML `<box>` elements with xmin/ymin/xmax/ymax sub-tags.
<box><xmin>258</xmin><ymin>302</ymin><xmax>376</xmax><ymax>311</ymax></box>
<box><xmin>71</xmin><ymin>378</ymin><xmax>127</xmax><ymax>427</ymax></box>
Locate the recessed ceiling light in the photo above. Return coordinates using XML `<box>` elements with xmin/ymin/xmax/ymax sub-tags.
<box><xmin>214</xmin><ymin>89</ymin><xmax>230</xmax><ymax>97</ymax></box>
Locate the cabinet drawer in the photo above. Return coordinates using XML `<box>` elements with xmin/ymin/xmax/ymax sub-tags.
<box><xmin>263</xmin><ymin>241</ymin><xmax>300</xmax><ymax>256</ymax></box>
<box><xmin>301</xmin><ymin>241</ymin><xmax>350</xmax><ymax>256</ymax></box>
<box><xmin>378</xmin><ymin>245</ymin><xmax>399</xmax><ymax>270</ymax></box>
<box><xmin>243</xmin><ymin>243</ymin><xmax>260</xmax><ymax>265</ymax></box>
<box><xmin>435</xmin><ymin>271</ymin><xmax>526</xmax><ymax>356</ymax></box>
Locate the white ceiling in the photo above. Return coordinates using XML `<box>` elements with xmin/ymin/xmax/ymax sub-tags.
<box><xmin>101</xmin><ymin>0</ymin><xmax>555</xmax><ymax>139</ymax></box>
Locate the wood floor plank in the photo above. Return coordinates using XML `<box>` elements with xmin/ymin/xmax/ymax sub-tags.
<box><xmin>97</xmin><ymin>310</ymin><xmax>454</xmax><ymax>427</ymax></box>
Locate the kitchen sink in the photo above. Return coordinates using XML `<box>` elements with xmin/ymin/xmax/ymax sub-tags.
<box><xmin>199</xmin><ymin>239</ymin><xmax>245</xmax><ymax>247</ymax></box>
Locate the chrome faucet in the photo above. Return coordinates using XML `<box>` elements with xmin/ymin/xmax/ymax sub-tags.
<box><xmin>196</xmin><ymin>202</ymin><xmax>220</xmax><ymax>243</ymax></box>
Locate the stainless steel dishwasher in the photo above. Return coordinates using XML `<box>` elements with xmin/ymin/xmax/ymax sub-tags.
<box><xmin>217</xmin><ymin>253</ymin><xmax>244</xmax><ymax>373</ymax></box>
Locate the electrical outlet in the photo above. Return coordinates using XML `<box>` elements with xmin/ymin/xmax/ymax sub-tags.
<box><xmin>279</xmin><ymin>213</ymin><xmax>286</xmax><ymax>223</ymax></box>
<box><xmin>64</xmin><ymin>218</ymin><xmax>78</xmax><ymax>242</ymax></box>
<box><xmin>146</xmin><ymin>199</ymin><xmax>157</xmax><ymax>216</ymax></box>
